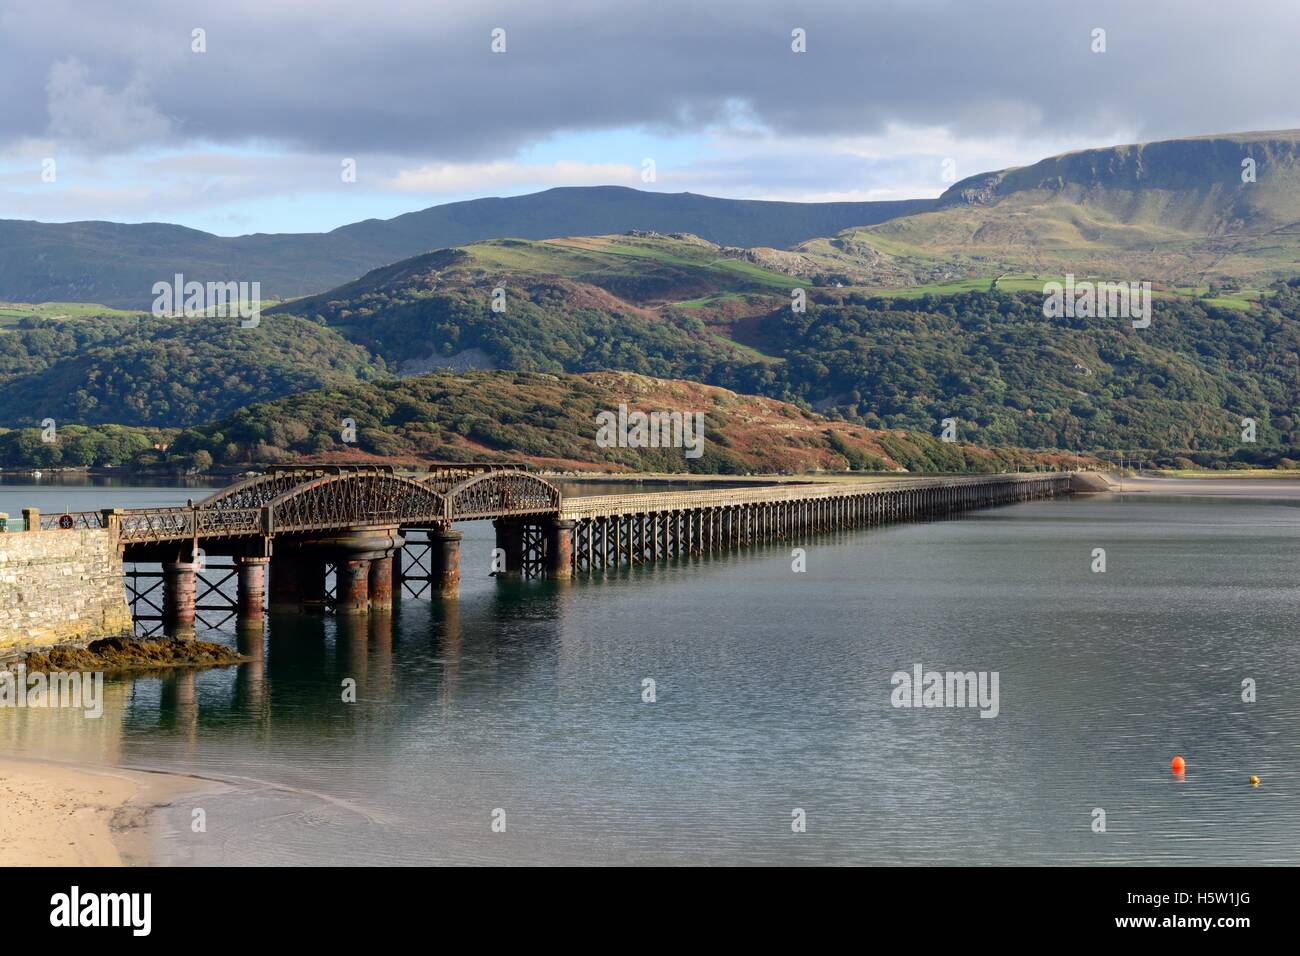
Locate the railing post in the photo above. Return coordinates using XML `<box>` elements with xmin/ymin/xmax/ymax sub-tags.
<box><xmin>101</xmin><ymin>508</ymin><xmax>122</xmax><ymax>549</ymax></box>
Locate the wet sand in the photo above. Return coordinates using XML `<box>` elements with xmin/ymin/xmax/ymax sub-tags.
<box><xmin>0</xmin><ymin>755</ymin><xmax>209</xmax><ymax>866</ymax></box>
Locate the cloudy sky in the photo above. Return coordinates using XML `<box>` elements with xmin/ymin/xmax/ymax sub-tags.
<box><xmin>2</xmin><ymin>0</ymin><xmax>1298</xmax><ymax>235</ymax></box>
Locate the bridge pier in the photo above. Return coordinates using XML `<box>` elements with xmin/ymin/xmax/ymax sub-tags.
<box><xmin>546</xmin><ymin>519</ymin><xmax>576</xmax><ymax>580</ymax></box>
<box><xmin>390</xmin><ymin>548</ymin><xmax>403</xmax><ymax>603</ymax></box>
<box><xmin>236</xmin><ymin>556</ymin><xmax>269</xmax><ymax>625</ymax></box>
<box><xmin>162</xmin><ymin>560</ymin><xmax>199</xmax><ymax>638</ymax></box>
<box><xmin>318</xmin><ymin>529</ymin><xmax>404</xmax><ymax>615</ymax></box>
<box><xmin>429</xmin><ymin>528</ymin><xmax>464</xmax><ymax>599</ymax></box>
<box><xmin>493</xmin><ymin>519</ymin><xmax>525</xmax><ymax>577</ymax></box>
<box><xmin>299</xmin><ymin>557</ymin><xmax>331</xmax><ymax>613</ymax></box>
<box><xmin>368</xmin><ymin>555</ymin><xmax>395</xmax><ymax>612</ymax></box>
<box><xmin>336</xmin><ymin>558</ymin><xmax>372</xmax><ymax>614</ymax></box>
<box><xmin>269</xmin><ymin>551</ymin><xmax>306</xmax><ymax>614</ymax></box>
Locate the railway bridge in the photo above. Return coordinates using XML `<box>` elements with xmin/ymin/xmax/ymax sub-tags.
<box><xmin>27</xmin><ymin>465</ymin><xmax>1074</xmax><ymax>635</ymax></box>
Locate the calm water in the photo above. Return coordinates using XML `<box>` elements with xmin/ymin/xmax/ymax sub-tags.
<box><xmin>3</xmin><ymin>480</ymin><xmax>1299</xmax><ymax>865</ymax></box>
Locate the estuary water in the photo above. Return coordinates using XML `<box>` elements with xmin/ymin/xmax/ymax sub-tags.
<box><xmin>3</xmin><ymin>477</ymin><xmax>1300</xmax><ymax>865</ymax></box>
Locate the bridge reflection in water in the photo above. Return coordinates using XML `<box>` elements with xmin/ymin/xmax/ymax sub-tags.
<box><xmin>39</xmin><ymin>465</ymin><xmax>1074</xmax><ymax>636</ymax></box>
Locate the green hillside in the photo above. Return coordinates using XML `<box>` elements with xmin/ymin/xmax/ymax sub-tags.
<box><xmin>9</xmin><ymin>223</ymin><xmax>1300</xmax><ymax>468</ymax></box>
<box><xmin>846</xmin><ymin>131</ymin><xmax>1300</xmax><ymax>288</ymax></box>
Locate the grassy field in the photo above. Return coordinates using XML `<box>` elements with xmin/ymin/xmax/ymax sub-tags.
<box><xmin>0</xmin><ymin>301</ymin><xmax>145</xmax><ymax>326</ymax></box>
<box><xmin>841</xmin><ymin>197</ymin><xmax>1300</xmax><ymax>292</ymax></box>
<box><xmin>707</xmin><ymin>331</ymin><xmax>783</xmax><ymax>364</ymax></box>
<box><xmin>1168</xmin><ymin>285</ymin><xmax>1264</xmax><ymax>309</ymax></box>
<box><xmin>461</xmin><ymin>235</ymin><xmax>802</xmax><ymax>292</ymax></box>
<box><xmin>674</xmin><ymin>292</ymin><xmax>748</xmax><ymax>309</ymax></box>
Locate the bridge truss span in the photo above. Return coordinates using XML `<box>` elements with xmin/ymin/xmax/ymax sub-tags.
<box><xmin>445</xmin><ymin>470</ymin><xmax>561</xmax><ymax>522</ymax></box>
<box><xmin>267</xmin><ymin>472</ymin><xmax>449</xmax><ymax>535</ymax></box>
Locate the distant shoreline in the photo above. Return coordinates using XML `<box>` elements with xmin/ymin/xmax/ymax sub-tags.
<box><xmin>1110</xmin><ymin>475</ymin><xmax>1300</xmax><ymax>499</ymax></box>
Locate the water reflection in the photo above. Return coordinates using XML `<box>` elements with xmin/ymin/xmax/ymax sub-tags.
<box><xmin>50</xmin><ymin>578</ymin><xmax>572</xmax><ymax>741</ymax></box>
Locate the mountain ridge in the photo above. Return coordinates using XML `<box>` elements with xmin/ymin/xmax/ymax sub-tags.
<box><xmin>0</xmin><ymin>186</ymin><xmax>932</xmax><ymax>308</ymax></box>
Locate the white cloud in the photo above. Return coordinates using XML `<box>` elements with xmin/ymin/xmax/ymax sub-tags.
<box><xmin>386</xmin><ymin>160</ymin><xmax>639</xmax><ymax>193</ymax></box>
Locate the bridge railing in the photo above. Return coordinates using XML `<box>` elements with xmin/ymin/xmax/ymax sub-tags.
<box><xmin>38</xmin><ymin>511</ymin><xmax>106</xmax><ymax>531</ymax></box>
<box><xmin>195</xmin><ymin>507</ymin><xmax>265</xmax><ymax>537</ymax></box>
<box><xmin>111</xmin><ymin>506</ymin><xmax>264</xmax><ymax>543</ymax></box>
<box><xmin>117</xmin><ymin>507</ymin><xmax>193</xmax><ymax>542</ymax></box>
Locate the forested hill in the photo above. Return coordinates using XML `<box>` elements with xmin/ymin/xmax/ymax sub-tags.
<box><xmin>0</xmin><ymin>371</ymin><xmax>1086</xmax><ymax>476</ymax></box>
<box><xmin>268</xmin><ymin>231</ymin><xmax>1300</xmax><ymax>463</ymax></box>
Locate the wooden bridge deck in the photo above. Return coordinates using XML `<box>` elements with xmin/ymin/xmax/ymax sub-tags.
<box><xmin>559</xmin><ymin>473</ymin><xmax>1054</xmax><ymax>519</ymax></box>
<box><xmin>32</xmin><ymin>468</ymin><xmax>1073</xmax><ymax>547</ymax></box>
<box><xmin>555</xmin><ymin>472</ymin><xmax>1068</xmax><ymax>575</ymax></box>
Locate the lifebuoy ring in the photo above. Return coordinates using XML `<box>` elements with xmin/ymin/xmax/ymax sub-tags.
<box><xmin>58</xmin><ymin>514</ymin><xmax>74</xmax><ymax>529</ymax></box>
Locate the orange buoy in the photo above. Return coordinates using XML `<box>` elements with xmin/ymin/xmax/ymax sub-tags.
<box><xmin>1250</xmin><ymin>775</ymin><xmax>1260</xmax><ymax>786</ymax></box>
<box><xmin>1171</xmin><ymin>755</ymin><xmax>1186</xmax><ymax>773</ymax></box>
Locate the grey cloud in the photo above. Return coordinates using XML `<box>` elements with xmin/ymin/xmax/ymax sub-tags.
<box><xmin>45</xmin><ymin>59</ymin><xmax>172</xmax><ymax>152</ymax></box>
<box><xmin>2</xmin><ymin>0</ymin><xmax>1299</xmax><ymax>159</ymax></box>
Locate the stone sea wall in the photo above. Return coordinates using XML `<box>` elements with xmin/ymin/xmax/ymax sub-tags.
<box><xmin>0</xmin><ymin>528</ymin><xmax>132</xmax><ymax>661</ymax></box>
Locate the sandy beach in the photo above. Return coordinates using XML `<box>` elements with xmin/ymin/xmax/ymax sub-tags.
<box><xmin>1109</xmin><ymin>475</ymin><xmax>1300</xmax><ymax>499</ymax></box>
<box><xmin>0</xmin><ymin>755</ymin><xmax>204</xmax><ymax>866</ymax></box>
